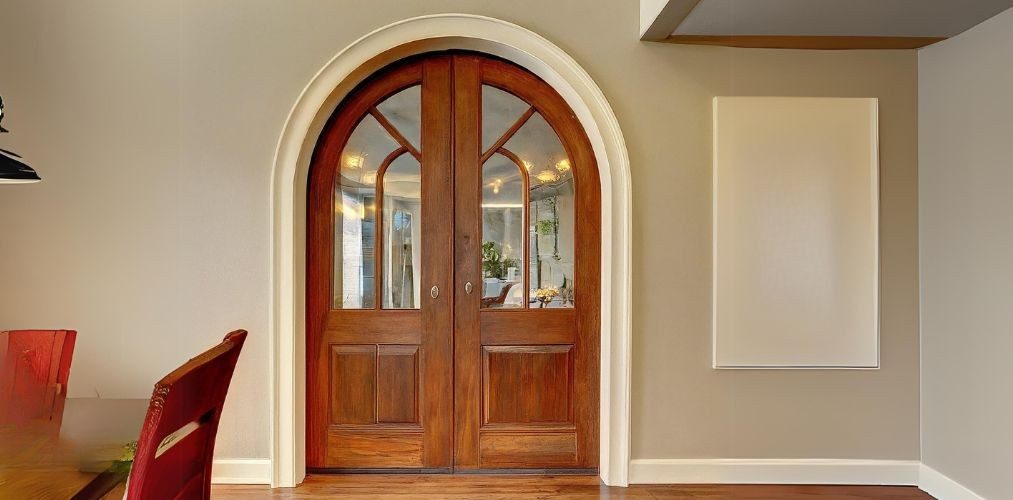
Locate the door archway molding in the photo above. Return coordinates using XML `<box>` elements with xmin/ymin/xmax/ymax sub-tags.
<box><xmin>269</xmin><ymin>13</ymin><xmax>632</xmax><ymax>487</ymax></box>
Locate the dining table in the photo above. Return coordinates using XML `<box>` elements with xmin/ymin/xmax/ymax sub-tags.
<box><xmin>0</xmin><ymin>397</ymin><xmax>149</xmax><ymax>499</ymax></box>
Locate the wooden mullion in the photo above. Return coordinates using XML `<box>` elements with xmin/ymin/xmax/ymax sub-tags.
<box><xmin>496</xmin><ymin>147</ymin><xmax>532</xmax><ymax>308</ymax></box>
<box><xmin>480</xmin><ymin>106</ymin><xmax>535</xmax><ymax>163</ymax></box>
<box><xmin>370</xmin><ymin>108</ymin><xmax>422</xmax><ymax>160</ymax></box>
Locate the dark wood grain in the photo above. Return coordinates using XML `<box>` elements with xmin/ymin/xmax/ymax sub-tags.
<box><xmin>328</xmin><ymin>345</ymin><xmax>376</xmax><ymax>424</ymax></box>
<box><xmin>419</xmin><ymin>55</ymin><xmax>456</xmax><ymax>468</ymax></box>
<box><xmin>483</xmin><ymin>346</ymin><xmax>573</xmax><ymax>425</ymax></box>
<box><xmin>452</xmin><ymin>54</ymin><xmax>485</xmax><ymax>471</ymax></box>
<box><xmin>376</xmin><ymin>345</ymin><xmax>418</xmax><ymax>424</ymax></box>
<box><xmin>481</xmin><ymin>310</ymin><xmax>576</xmax><ymax>345</ymax></box>
<box><xmin>325</xmin><ymin>430</ymin><xmax>423</xmax><ymax>468</ymax></box>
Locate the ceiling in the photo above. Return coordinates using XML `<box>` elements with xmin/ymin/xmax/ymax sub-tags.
<box><xmin>641</xmin><ymin>0</ymin><xmax>1013</xmax><ymax>48</ymax></box>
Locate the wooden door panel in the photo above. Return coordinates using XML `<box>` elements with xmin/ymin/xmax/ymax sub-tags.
<box><xmin>328</xmin><ymin>345</ymin><xmax>376</xmax><ymax>424</ymax></box>
<box><xmin>480</xmin><ymin>311</ymin><xmax>576</xmax><ymax>345</ymax></box>
<box><xmin>326</xmin><ymin>430</ymin><xmax>424</xmax><ymax>468</ymax></box>
<box><xmin>483</xmin><ymin>345</ymin><xmax>573</xmax><ymax>424</ymax></box>
<box><xmin>479</xmin><ymin>433</ymin><xmax>578</xmax><ymax>468</ymax></box>
<box><xmin>323</xmin><ymin>311</ymin><xmax>421</xmax><ymax>344</ymax></box>
<box><xmin>377</xmin><ymin>345</ymin><xmax>419</xmax><ymax>424</ymax></box>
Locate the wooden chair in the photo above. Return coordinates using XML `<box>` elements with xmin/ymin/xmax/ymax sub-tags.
<box><xmin>481</xmin><ymin>281</ymin><xmax>518</xmax><ymax>308</ymax></box>
<box><xmin>0</xmin><ymin>329</ymin><xmax>77</xmax><ymax>425</ymax></box>
<box><xmin>77</xmin><ymin>330</ymin><xmax>247</xmax><ymax>500</ymax></box>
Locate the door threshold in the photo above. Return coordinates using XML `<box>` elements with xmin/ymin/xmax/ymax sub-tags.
<box><xmin>307</xmin><ymin>467</ymin><xmax>597</xmax><ymax>475</ymax></box>
<box><xmin>308</xmin><ymin>468</ymin><xmax>453</xmax><ymax>474</ymax></box>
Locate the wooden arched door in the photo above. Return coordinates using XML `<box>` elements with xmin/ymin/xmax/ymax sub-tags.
<box><xmin>307</xmin><ymin>53</ymin><xmax>600</xmax><ymax>472</ymax></box>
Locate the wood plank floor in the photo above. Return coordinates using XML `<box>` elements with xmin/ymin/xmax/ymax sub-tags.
<box><xmin>211</xmin><ymin>475</ymin><xmax>935</xmax><ymax>499</ymax></box>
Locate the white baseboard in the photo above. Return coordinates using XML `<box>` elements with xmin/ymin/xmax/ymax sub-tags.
<box><xmin>919</xmin><ymin>464</ymin><xmax>986</xmax><ymax>500</ymax></box>
<box><xmin>630</xmin><ymin>459</ymin><xmax>921</xmax><ymax>486</ymax></box>
<box><xmin>212</xmin><ymin>459</ymin><xmax>272</xmax><ymax>484</ymax></box>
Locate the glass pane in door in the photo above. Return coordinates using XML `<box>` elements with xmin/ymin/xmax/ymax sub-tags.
<box><xmin>504</xmin><ymin>113</ymin><xmax>576</xmax><ymax>309</ymax></box>
<box><xmin>376</xmin><ymin>86</ymin><xmax>422</xmax><ymax>151</ymax></box>
<box><xmin>481</xmin><ymin>154</ymin><xmax>525</xmax><ymax>309</ymax></box>
<box><xmin>482</xmin><ymin>85</ymin><xmax>531</xmax><ymax>153</ymax></box>
<box><xmin>382</xmin><ymin>154</ymin><xmax>422</xmax><ymax>309</ymax></box>
<box><xmin>333</xmin><ymin>114</ymin><xmax>399</xmax><ymax>309</ymax></box>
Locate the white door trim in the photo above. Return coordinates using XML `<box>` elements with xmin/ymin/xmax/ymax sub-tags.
<box><xmin>269</xmin><ymin>13</ymin><xmax>633</xmax><ymax>487</ymax></box>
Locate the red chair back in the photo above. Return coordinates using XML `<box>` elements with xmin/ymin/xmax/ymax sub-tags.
<box><xmin>0</xmin><ymin>329</ymin><xmax>77</xmax><ymax>425</ymax></box>
<box><xmin>125</xmin><ymin>330</ymin><xmax>247</xmax><ymax>500</ymax></box>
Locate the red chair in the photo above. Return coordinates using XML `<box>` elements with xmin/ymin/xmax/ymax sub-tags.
<box><xmin>0</xmin><ymin>329</ymin><xmax>77</xmax><ymax>425</ymax></box>
<box><xmin>77</xmin><ymin>330</ymin><xmax>248</xmax><ymax>500</ymax></box>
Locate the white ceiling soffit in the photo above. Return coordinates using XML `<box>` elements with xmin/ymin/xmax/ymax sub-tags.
<box><xmin>640</xmin><ymin>0</ymin><xmax>1013</xmax><ymax>43</ymax></box>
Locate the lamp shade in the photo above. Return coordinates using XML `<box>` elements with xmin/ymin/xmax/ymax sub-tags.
<box><xmin>0</xmin><ymin>148</ymin><xmax>42</xmax><ymax>184</ymax></box>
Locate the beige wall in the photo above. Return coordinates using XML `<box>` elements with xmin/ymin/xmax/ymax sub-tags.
<box><xmin>0</xmin><ymin>0</ymin><xmax>919</xmax><ymax>462</ymax></box>
<box><xmin>919</xmin><ymin>7</ymin><xmax>1013</xmax><ymax>499</ymax></box>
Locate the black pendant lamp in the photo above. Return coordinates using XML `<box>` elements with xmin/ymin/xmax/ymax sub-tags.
<box><xmin>0</xmin><ymin>96</ymin><xmax>42</xmax><ymax>184</ymax></box>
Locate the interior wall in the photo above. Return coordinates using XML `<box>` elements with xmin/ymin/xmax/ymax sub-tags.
<box><xmin>919</xmin><ymin>7</ymin><xmax>1013</xmax><ymax>499</ymax></box>
<box><xmin>0</xmin><ymin>0</ymin><xmax>919</xmax><ymax>463</ymax></box>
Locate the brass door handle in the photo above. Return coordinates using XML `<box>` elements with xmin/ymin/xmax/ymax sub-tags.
<box><xmin>465</xmin><ymin>282</ymin><xmax>474</xmax><ymax>294</ymax></box>
<box><xmin>430</xmin><ymin>285</ymin><xmax>440</xmax><ymax>299</ymax></box>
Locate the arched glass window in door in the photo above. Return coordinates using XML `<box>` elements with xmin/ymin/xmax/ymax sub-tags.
<box><xmin>480</xmin><ymin>85</ymin><xmax>575</xmax><ymax>309</ymax></box>
<box><xmin>333</xmin><ymin>85</ymin><xmax>422</xmax><ymax>309</ymax></box>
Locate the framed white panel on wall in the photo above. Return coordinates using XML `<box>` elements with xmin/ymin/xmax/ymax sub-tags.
<box><xmin>712</xmin><ymin>97</ymin><xmax>879</xmax><ymax>369</ymax></box>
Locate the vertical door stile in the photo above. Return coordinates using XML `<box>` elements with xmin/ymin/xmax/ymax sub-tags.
<box><xmin>452</xmin><ymin>55</ymin><xmax>483</xmax><ymax>470</ymax></box>
<box><xmin>420</xmin><ymin>56</ymin><xmax>455</xmax><ymax>468</ymax></box>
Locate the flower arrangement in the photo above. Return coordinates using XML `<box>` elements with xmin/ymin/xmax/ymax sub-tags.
<box><xmin>534</xmin><ymin>286</ymin><xmax>559</xmax><ymax>307</ymax></box>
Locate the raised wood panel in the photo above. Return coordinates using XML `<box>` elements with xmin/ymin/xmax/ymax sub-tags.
<box><xmin>483</xmin><ymin>346</ymin><xmax>573</xmax><ymax>425</ymax></box>
<box><xmin>480</xmin><ymin>310</ymin><xmax>576</xmax><ymax>345</ymax></box>
<box><xmin>329</xmin><ymin>345</ymin><xmax>376</xmax><ymax>424</ymax></box>
<box><xmin>326</xmin><ymin>430</ymin><xmax>424</xmax><ymax>468</ymax></box>
<box><xmin>479</xmin><ymin>432</ymin><xmax>577</xmax><ymax>468</ymax></box>
<box><xmin>377</xmin><ymin>345</ymin><xmax>418</xmax><ymax>424</ymax></box>
<box><xmin>323</xmin><ymin>311</ymin><xmax>421</xmax><ymax>344</ymax></box>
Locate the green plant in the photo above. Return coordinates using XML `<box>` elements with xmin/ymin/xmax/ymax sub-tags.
<box><xmin>535</xmin><ymin>219</ymin><xmax>555</xmax><ymax>235</ymax></box>
<box><xmin>482</xmin><ymin>241</ymin><xmax>518</xmax><ymax>279</ymax></box>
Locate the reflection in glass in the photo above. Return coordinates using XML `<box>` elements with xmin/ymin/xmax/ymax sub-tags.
<box><xmin>482</xmin><ymin>85</ymin><xmax>530</xmax><ymax>153</ymax></box>
<box><xmin>376</xmin><ymin>86</ymin><xmax>422</xmax><ymax>151</ymax></box>
<box><xmin>503</xmin><ymin>113</ymin><xmax>576</xmax><ymax>309</ymax></box>
<box><xmin>481</xmin><ymin>154</ymin><xmax>525</xmax><ymax>309</ymax></box>
<box><xmin>333</xmin><ymin>114</ymin><xmax>398</xmax><ymax>308</ymax></box>
<box><xmin>382</xmin><ymin>154</ymin><xmax>422</xmax><ymax>309</ymax></box>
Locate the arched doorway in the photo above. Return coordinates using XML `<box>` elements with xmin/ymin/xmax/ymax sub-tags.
<box><xmin>269</xmin><ymin>14</ymin><xmax>632</xmax><ymax>486</ymax></box>
<box><xmin>306</xmin><ymin>53</ymin><xmax>600</xmax><ymax>472</ymax></box>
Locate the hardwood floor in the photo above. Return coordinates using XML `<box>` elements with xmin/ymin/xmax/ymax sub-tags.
<box><xmin>211</xmin><ymin>475</ymin><xmax>935</xmax><ymax>499</ymax></box>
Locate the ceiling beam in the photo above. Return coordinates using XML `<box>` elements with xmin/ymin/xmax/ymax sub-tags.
<box><xmin>661</xmin><ymin>35</ymin><xmax>947</xmax><ymax>50</ymax></box>
<box><xmin>640</xmin><ymin>0</ymin><xmax>701</xmax><ymax>41</ymax></box>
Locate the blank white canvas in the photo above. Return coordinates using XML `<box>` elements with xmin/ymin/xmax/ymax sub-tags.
<box><xmin>712</xmin><ymin>97</ymin><xmax>879</xmax><ymax>368</ymax></box>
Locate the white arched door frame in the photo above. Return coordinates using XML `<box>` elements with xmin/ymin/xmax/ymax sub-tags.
<box><xmin>269</xmin><ymin>14</ymin><xmax>632</xmax><ymax>487</ymax></box>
